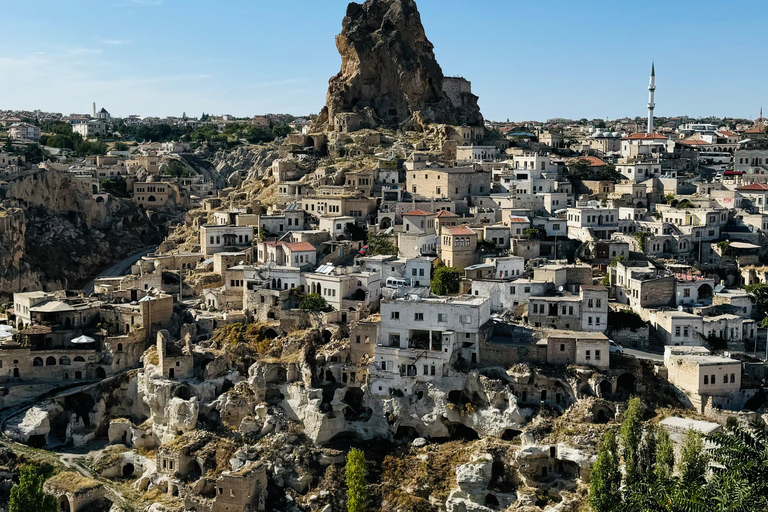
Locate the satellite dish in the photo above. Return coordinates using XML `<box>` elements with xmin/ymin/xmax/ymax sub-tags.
<box><xmin>677</xmin><ymin>305</ymin><xmax>684</xmax><ymax>311</ymax></box>
<box><xmin>557</xmin><ymin>286</ymin><xmax>564</xmax><ymax>292</ymax></box>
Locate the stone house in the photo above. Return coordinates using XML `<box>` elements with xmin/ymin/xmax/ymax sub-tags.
<box><xmin>304</xmin><ymin>267</ymin><xmax>382</xmax><ymax>313</ymax></box>
<box><xmin>544</xmin><ymin>331</ymin><xmax>610</xmax><ymax>370</ymax></box>
<box><xmin>157</xmin><ymin>330</ymin><xmax>193</xmax><ymax>380</ymax></box>
<box><xmin>664</xmin><ymin>346</ymin><xmax>743</xmax><ymax>412</ymax></box>
<box><xmin>200</xmin><ymin>225</ymin><xmax>254</xmax><ymax>255</ymax></box>
<box><xmin>257</xmin><ymin>241</ymin><xmax>316</xmax><ymax>269</ymax></box>
<box><xmin>469</xmin><ymin>278</ymin><xmax>550</xmax><ymax>314</ymax></box>
<box><xmin>397</xmin><ymin>209</ymin><xmax>438</xmax><ymax>258</ymax></box>
<box><xmin>43</xmin><ymin>471</ymin><xmax>109</xmax><ymax>512</ymax></box>
<box><xmin>651</xmin><ymin>311</ymin><xmax>704</xmax><ymax>346</ymax></box>
<box><xmin>440</xmin><ymin>225</ymin><xmax>479</xmax><ymax>271</ymax></box>
<box><xmin>527</xmin><ymin>286</ymin><xmax>609</xmax><ymax>332</ymax></box>
<box><xmin>407</xmin><ymin>165</ymin><xmax>490</xmax><ymax>205</ymax></box>
<box><xmin>371</xmin><ymin>295</ymin><xmax>491</xmax><ymax>395</ymax></box>
<box><xmin>213</xmin><ymin>461</ymin><xmax>268</xmax><ymax>512</ymax></box>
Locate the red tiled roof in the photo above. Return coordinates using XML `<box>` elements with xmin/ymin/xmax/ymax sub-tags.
<box><xmin>284</xmin><ymin>242</ymin><xmax>316</xmax><ymax>252</ymax></box>
<box><xmin>622</xmin><ymin>132</ymin><xmax>668</xmax><ymax>140</ymax></box>
<box><xmin>403</xmin><ymin>209</ymin><xmax>434</xmax><ymax>216</ymax></box>
<box><xmin>435</xmin><ymin>210</ymin><xmax>459</xmax><ymax>218</ymax></box>
<box><xmin>445</xmin><ymin>226</ymin><xmax>475</xmax><ymax>236</ymax></box>
<box><xmin>737</xmin><ymin>183</ymin><xmax>768</xmax><ymax>191</ymax></box>
<box><xmin>509</xmin><ymin>217</ymin><xmax>530</xmax><ymax>223</ymax></box>
<box><xmin>678</xmin><ymin>139</ymin><xmax>710</xmax><ymax>146</ymax></box>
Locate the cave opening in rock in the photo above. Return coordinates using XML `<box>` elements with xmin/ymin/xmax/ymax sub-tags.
<box><xmin>265</xmin><ymin>388</ymin><xmax>284</xmax><ymax>404</ymax></box>
<box><xmin>64</xmin><ymin>393</ymin><xmax>96</xmax><ymax>428</ymax></box>
<box><xmin>322</xmin><ymin>330</ymin><xmax>332</xmax><ymax>344</ymax></box>
<box><xmin>447</xmin><ymin>422</ymin><xmax>480</xmax><ymax>441</ymax></box>
<box><xmin>186</xmin><ymin>460</ymin><xmax>202</xmax><ymax>482</ymax></box>
<box><xmin>599</xmin><ymin>380</ymin><xmax>612</xmax><ymax>399</ymax></box>
<box><xmin>173</xmin><ymin>385</ymin><xmax>191</xmax><ymax>400</ymax></box>
<box><xmin>501</xmin><ymin>429</ymin><xmax>522</xmax><ymax>441</ymax></box>
<box><xmin>616</xmin><ymin>373</ymin><xmax>636</xmax><ymax>395</ymax></box>
<box><xmin>484</xmin><ymin>493</ymin><xmax>500</xmax><ymax>508</ymax></box>
<box><xmin>394</xmin><ymin>425</ymin><xmax>419</xmax><ymax>441</ymax></box>
<box><xmin>27</xmin><ymin>435</ymin><xmax>46</xmax><ymax>448</ymax></box>
<box><xmin>122</xmin><ymin>463</ymin><xmax>135</xmax><ymax>478</ymax></box>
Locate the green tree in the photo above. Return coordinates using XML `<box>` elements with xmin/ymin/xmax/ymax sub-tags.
<box><xmin>632</xmin><ymin>231</ymin><xmax>653</xmax><ymax>252</ymax></box>
<box><xmin>9</xmin><ymin>465</ymin><xmax>56</xmax><ymax>512</ymax></box>
<box><xmin>431</xmin><ymin>266</ymin><xmax>460</xmax><ymax>296</ymax></box>
<box><xmin>113</xmin><ymin>141</ymin><xmax>129</xmax><ymax>151</ymax></box>
<box><xmin>589</xmin><ymin>429</ymin><xmax>622</xmax><ymax>512</ymax></box>
<box><xmin>23</xmin><ymin>144</ymin><xmax>44</xmax><ymax>164</ymax></box>
<box><xmin>522</xmin><ymin>227</ymin><xmax>546</xmax><ymax>239</ymax></box>
<box><xmin>620</xmin><ymin>397</ymin><xmax>645</xmax><ymax>485</ymax></box>
<box><xmin>654</xmin><ymin>427</ymin><xmax>675</xmax><ymax>483</ymax></box>
<box><xmin>4</xmin><ymin>135</ymin><xmax>13</xmax><ymax>152</ymax></box>
<box><xmin>346</xmin><ymin>448</ymin><xmax>368</xmax><ymax>512</ymax></box>
<box><xmin>745</xmin><ymin>283</ymin><xmax>768</xmax><ymax>306</ymax></box>
<box><xmin>636</xmin><ymin>423</ymin><xmax>658</xmax><ymax>484</ymax></box>
<box><xmin>299</xmin><ymin>293</ymin><xmax>332</xmax><ymax>313</ymax></box>
<box><xmin>680</xmin><ymin>429</ymin><xmax>708</xmax><ymax>489</ymax></box>
<box><xmin>366</xmin><ymin>232</ymin><xmax>397</xmax><ymax>256</ymax></box>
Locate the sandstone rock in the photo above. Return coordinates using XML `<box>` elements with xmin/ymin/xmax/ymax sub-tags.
<box><xmin>412</xmin><ymin>437</ymin><xmax>428</xmax><ymax>448</ymax></box>
<box><xmin>455</xmin><ymin>453</ymin><xmax>493</xmax><ymax>492</ymax></box>
<box><xmin>317</xmin><ymin>0</ymin><xmax>483</xmax><ymax>131</ymax></box>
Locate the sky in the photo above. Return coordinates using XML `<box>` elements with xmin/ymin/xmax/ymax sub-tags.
<box><xmin>1</xmin><ymin>0</ymin><xmax>766</xmax><ymax>122</ymax></box>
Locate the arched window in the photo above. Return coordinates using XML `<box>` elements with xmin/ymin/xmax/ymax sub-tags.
<box><xmin>117</xmin><ymin>343</ymin><xmax>123</xmax><ymax>353</ymax></box>
<box><xmin>74</xmin><ymin>356</ymin><xmax>86</xmax><ymax>363</ymax></box>
<box><xmin>45</xmin><ymin>356</ymin><xmax>56</xmax><ymax>366</ymax></box>
<box><xmin>33</xmin><ymin>357</ymin><xmax>43</xmax><ymax>367</ymax></box>
<box><xmin>59</xmin><ymin>356</ymin><xmax>71</xmax><ymax>365</ymax></box>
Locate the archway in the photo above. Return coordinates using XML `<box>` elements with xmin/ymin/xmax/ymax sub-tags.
<box><xmin>379</xmin><ymin>217</ymin><xmax>392</xmax><ymax>230</ymax></box>
<box><xmin>46</xmin><ymin>357</ymin><xmax>56</xmax><ymax>366</ymax></box>
<box><xmin>322</xmin><ymin>330</ymin><xmax>332</xmax><ymax>344</ymax></box>
<box><xmin>599</xmin><ymin>380</ymin><xmax>612</xmax><ymax>399</ymax></box>
<box><xmin>186</xmin><ymin>460</ymin><xmax>203</xmax><ymax>481</ymax></box>
<box><xmin>698</xmin><ymin>283</ymin><xmax>713</xmax><ymax>300</ymax></box>
<box><xmin>59</xmin><ymin>356</ymin><xmax>70</xmax><ymax>365</ymax></box>
<box><xmin>168</xmin><ymin>368</ymin><xmax>175</xmax><ymax>379</ymax></box>
<box><xmin>264</xmin><ymin>328</ymin><xmax>278</xmax><ymax>339</ymax></box>
<box><xmin>147</xmin><ymin>195</ymin><xmax>156</xmax><ymax>202</ymax></box>
<box><xmin>501</xmin><ymin>429</ymin><xmax>522</xmax><ymax>441</ymax></box>
<box><xmin>57</xmin><ymin>495</ymin><xmax>70</xmax><ymax>512</ymax></box>
<box><xmin>173</xmin><ymin>385</ymin><xmax>191</xmax><ymax>400</ymax></box>
<box><xmin>33</xmin><ymin>357</ymin><xmax>43</xmax><ymax>367</ymax></box>
<box><xmin>74</xmin><ymin>356</ymin><xmax>85</xmax><ymax>363</ymax></box>
<box><xmin>122</xmin><ymin>463</ymin><xmax>135</xmax><ymax>478</ymax></box>
<box><xmin>95</xmin><ymin>367</ymin><xmax>106</xmax><ymax>379</ymax></box>
<box><xmin>617</xmin><ymin>373</ymin><xmax>636</xmax><ymax>395</ymax></box>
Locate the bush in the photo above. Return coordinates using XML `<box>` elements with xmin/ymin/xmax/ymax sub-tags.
<box><xmin>9</xmin><ymin>465</ymin><xmax>56</xmax><ymax>512</ymax></box>
<box><xmin>431</xmin><ymin>267</ymin><xmax>460</xmax><ymax>296</ymax></box>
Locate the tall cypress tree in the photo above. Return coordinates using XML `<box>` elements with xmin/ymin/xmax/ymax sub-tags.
<box><xmin>589</xmin><ymin>429</ymin><xmax>622</xmax><ymax>512</ymax></box>
<box><xmin>620</xmin><ymin>397</ymin><xmax>644</xmax><ymax>485</ymax></box>
<box><xmin>346</xmin><ymin>448</ymin><xmax>368</xmax><ymax>512</ymax></box>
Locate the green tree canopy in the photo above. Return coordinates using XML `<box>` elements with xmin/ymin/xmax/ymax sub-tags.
<box><xmin>299</xmin><ymin>293</ymin><xmax>333</xmax><ymax>313</ymax></box>
<box><xmin>367</xmin><ymin>232</ymin><xmax>397</xmax><ymax>256</ymax></box>
<box><xmin>522</xmin><ymin>227</ymin><xmax>547</xmax><ymax>239</ymax></box>
<box><xmin>346</xmin><ymin>448</ymin><xmax>368</xmax><ymax>512</ymax></box>
<box><xmin>745</xmin><ymin>283</ymin><xmax>768</xmax><ymax>305</ymax></box>
<box><xmin>620</xmin><ymin>397</ymin><xmax>645</xmax><ymax>485</ymax></box>
<box><xmin>9</xmin><ymin>465</ymin><xmax>56</xmax><ymax>512</ymax></box>
<box><xmin>431</xmin><ymin>266</ymin><xmax>460</xmax><ymax>296</ymax></box>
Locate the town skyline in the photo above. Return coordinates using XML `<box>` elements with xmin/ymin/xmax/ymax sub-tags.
<box><xmin>1</xmin><ymin>0</ymin><xmax>766</xmax><ymax>121</ymax></box>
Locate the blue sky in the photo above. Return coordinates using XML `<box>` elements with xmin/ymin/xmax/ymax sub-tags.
<box><xmin>1</xmin><ymin>0</ymin><xmax>765</xmax><ymax>121</ymax></box>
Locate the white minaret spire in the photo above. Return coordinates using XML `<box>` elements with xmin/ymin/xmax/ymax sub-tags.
<box><xmin>647</xmin><ymin>62</ymin><xmax>656</xmax><ymax>133</ymax></box>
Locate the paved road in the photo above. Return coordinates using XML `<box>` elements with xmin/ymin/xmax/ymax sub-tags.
<box><xmin>624</xmin><ymin>347</ymin><xmax>664</xmax><ymax>362</ymax></box>
<box><xmin>82</xmin><ymin>246</ymin><xmax>157</xmax><ymax>295</ymax></box>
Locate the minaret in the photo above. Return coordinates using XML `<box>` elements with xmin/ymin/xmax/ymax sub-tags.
<box><xmin>647</xmin><ymin>63</ymin><xmax>656</xmax><ymax>133</ymax></box>
<box><xmin>93</xmin><ymin>102</ymin><xmax>96</xmax><ymax>118</ymax></box>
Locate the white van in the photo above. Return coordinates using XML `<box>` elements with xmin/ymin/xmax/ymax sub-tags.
<box><xmin>385</xmin><ymin>277</ymin><xmax>409</xmax><ymax>289</ymax></box>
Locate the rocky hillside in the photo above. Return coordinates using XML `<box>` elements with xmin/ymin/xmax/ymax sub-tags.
<box><xmin>0</xmin><ymin>169</ymin><xmax>163</xmax><ymax>298</ymax></box>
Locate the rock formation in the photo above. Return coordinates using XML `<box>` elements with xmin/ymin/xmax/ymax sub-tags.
<box><xmin>316</xmin><ymin>0</ymin><xmax>483</xmax><ymax>131</ymax></box>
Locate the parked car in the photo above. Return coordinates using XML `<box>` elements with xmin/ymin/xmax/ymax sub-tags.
<box><xmin>609</xmin><ymin>340</ymin><xmax>624</xmax><ymax>354</ymax></box>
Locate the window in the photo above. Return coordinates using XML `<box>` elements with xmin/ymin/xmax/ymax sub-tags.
<box><xmin>381</xmin><ymin>361</ymin><xmax>388</xmax><ymax>371</ymax></box>
<box><xmin>431</xmin><ymin>366</ymin><xmax>436</xmax><ymax>376</ymax></box>
<box><xmin>588</xmin><ymin>299</ymin><xmax>593</xmax><ymax>308</ymax></box>
<box><xmin>730</xmin><ymin>373</ymin><xmax>735</xmax><ymax>383</ymax></box>
<box><xmin>438</xmin><ymin>313</ymin><xmax>446</xmax><ymax>323</ymax></box>
<box><xmin>585</xmin><ymin>350</ymin><xmax>591</xmax><ymax>360</ymax></box>
<box><xmin>533</xmin><ymin>304</ymin><xmax>539</xmax><ymax>313</ymax></box>
<box><xmin>704</xmin><ymin>374</ymin><xmax>709</xmax><ymax>385</ymax></box>
<box><xmin>356</xmin><ymin>336</ymin><xmax>361</xmax><ymax>344</ymax></box>
<box><xmin>524</xmin><ymin>286</ymin><xmax>531</xmax><ymax>293</ymax></box>
<box><xmin>675</xmin><ymin>326</ymin><xmax>681</xmax><ymax>337</ymax></box>
<box><xmin>560</xmin><ymin>343</ymin><xmax>565</xmax><ymax>352</ymax></box>
<box><xmin>569</xmin><ymin>306</ymin><xmax>573</xmax><ymax>315</ymax></box>
<box><xmin>595</xmin><ymin>350</ymin><xmax>601</xmax><ymax>360</ymax></box>
<box><xmin>711</xmin><ymin>374</ymin><xmax>716</xmax><ymax>384</ymax></box>
<box><xmin>683</xmin><ymin>327</ymin><xmax>689</xmax><ymax>337</ymax></box>
<box><xmin>684</xmin><ymin>288</ymin><xmax>690</xmax><ymax>297</ymax></box>
<box><xmin>510</xmin><ymin>286</ymin><xmax>516</xmax><ymax>294</ymax></box>
<box><xmin>423</xmin><ymin>365</ymin><xmax>429</xmax><ymax>375</ymax></box>
<box><xmin>391</xmin><ymin>311</ymin><xmax>400</xmax><ymax>320</ymax></box>
<box><xmin>414</xmin><ymin>312</ymin><xmax>424</xmax><ymax>321</ymax></box>
<box><xmin>596</xmin><ymin>299</ymin><xmax>601</xmax><ymax>308</ymax></box>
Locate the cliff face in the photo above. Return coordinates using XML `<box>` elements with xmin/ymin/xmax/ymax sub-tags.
<box><xmin>317</xmin><ymin>0</ymin><xmax>483</xmax><ymax>130</ymax></box>
<box><xmin>0</xmin><ymin>170</ymin><xmax>163</xmax><ymax>298</ymax></box>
